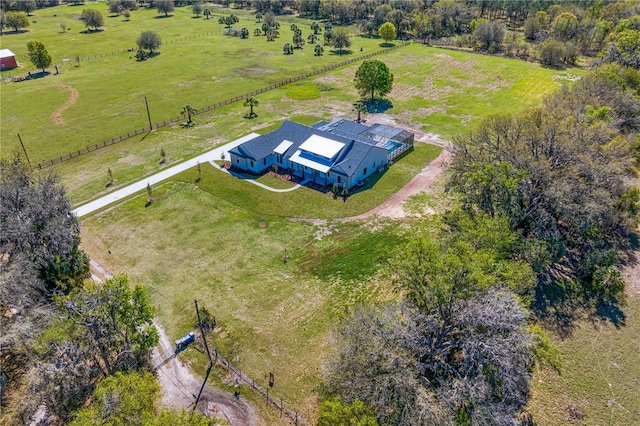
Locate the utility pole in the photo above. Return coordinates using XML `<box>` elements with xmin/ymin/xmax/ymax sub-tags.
<box><xmin>194</xmin><ymin>300</ymin><xmax>214</xmax><ymax>410</ymax></box>
<box><xmin>17</xmin><ymin>134</ymin><xmax>31</xmax><ymax>167</ymax></box>
<box><xmin>144</xmin><ymin>96</ymin><xmax>153</xmax><ymax>130</ymax></box>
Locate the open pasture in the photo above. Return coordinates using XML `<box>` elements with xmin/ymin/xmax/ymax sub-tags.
<box><xmin>0</xmin><ymin>3</ymin><xmax>387</xmax><ymax>163</ymax></box>
<box><xmin>79</xmin><ymin>174</ymin><xmax>413</xmax><ymax>416</ymax></box>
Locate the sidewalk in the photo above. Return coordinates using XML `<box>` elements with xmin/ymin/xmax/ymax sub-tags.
<box><xmin>72</xmin><ymin>133</ymin><xmax>259</xmax><ymax>218</ymax></box>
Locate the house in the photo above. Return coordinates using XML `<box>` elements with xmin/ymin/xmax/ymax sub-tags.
<box><xmin>228</xmin><ymin>119</ymin><xmax>414</xmax><ymax>190</ymax></box>
<box><xmin>0</xmin><ymin>49</ymin><xmax>18</xmax><ymax>70</ymax></box>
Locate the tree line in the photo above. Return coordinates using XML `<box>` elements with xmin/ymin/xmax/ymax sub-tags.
<box><xmin>318</xmin><ymin>61</ymin><xmax>640</xmax><ymax>425</ymax></box>
<box><xmin>0</xmin><ymin>160</ymin><xmax>216</xmax><ymax>424</ymax></box>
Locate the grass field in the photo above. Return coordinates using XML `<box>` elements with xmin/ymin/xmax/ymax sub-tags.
<box><xmin>527</xmin><ymin>298</ymin><xmax>640</xmax><ymax>425</ymax></box>
<box><xmin>10</xmin><ymin>39</ymin><xmax>581</xmax><ymax>206</ymax></box>
<box><xmin>0</xmin><ymin>3</ymin><xmax>389</xmax><ymax>163</ymax></box>
<box><xmin>79</xmin><ymin>179</ymin><xmax>409</xmax><ymax>418</ymax></box>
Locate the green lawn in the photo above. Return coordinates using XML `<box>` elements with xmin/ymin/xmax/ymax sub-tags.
<box><xmin>79</xmin><ymin>181</ymin><xmax>407</xmax><ymax>419</ymax></box>
<box><xmin>0</xmin><ymin>3</ymin><xmax>388</xmax><ymax>164</ymax></box>
<box><xmin>23</xmin><ymin>41</ymin><xmax>581</xmax><ymax>207</ymax></box>
<box><xmin>527</xmin><ymin>298</ymin><xmax>640</xmax><ymax>424</ymax></box>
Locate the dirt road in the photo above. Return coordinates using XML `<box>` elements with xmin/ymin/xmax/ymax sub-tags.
<box><xmin>152</xmin><ymin>323</ymin><xmax>257</xmax><ymax>424</ymax></box>
<box><xmin>89</xmin><ymin>260</ymin><xmax>257</xmax><ymax>425</ymax></box>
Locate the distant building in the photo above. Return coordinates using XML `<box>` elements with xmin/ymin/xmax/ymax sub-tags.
<box><xmin>0</xmin><ymin>49</ymin><xmax>18</xmax><ymax>70</ymax></box>
<box><xmin>228</xmin><ymin>119</ymin><xmax>414</xmax><ymax>190</ymax></box>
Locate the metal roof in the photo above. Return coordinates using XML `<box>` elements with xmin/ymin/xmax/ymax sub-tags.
<box><xmin>0</xmin><ymin>49</ymin><xmax>15</xmax><ymax>59</ymax></box>
<box><xmin>274</xmin><ymin>139</ymin><xmax>294</xmax><ymax>154</ymax></box>
<box><xmin>289</xmin><ymin>150</ymin><xmax>332</xmax><ymax>173</ymax></box>
<box><xmin>299</xmin><ymin>134</ymin><xmax>345</xmax><ymax>159</ymax></box>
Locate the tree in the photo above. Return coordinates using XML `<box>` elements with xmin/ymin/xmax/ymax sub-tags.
<box><xmin>597</xmin><ymin>29</ymin><xmax>640</xmax><ymax>69</ymax></box>
<box><xmin>353</xmin><ymin>100</ymin><xmax>366</xmax><ymax>123</ymax></box>
<box><xmin>204</xmin><ymin>8</ymin><xmax>211</xmax><ymax>20</ymax></box>
<box><xmin>323</xmin><ymin>290</ymin><xmax>534</xmax><ymax>425</ymax></box>
<box><xmin>283</xmin><ymin>42</ymin><xmax>294</xmax><ymax>54</ymax></box>
<box><xmin>552</xmin><ymin>11</ymin><xmax>579</xmax><ymax>42</ymax></box>
<box><xmin>244</xmin><ymin>96</ymin><xmax>259</xmax><ymax>118</ymax></box>
<box><xmin>240</xmin><ymin>27</ymin><xmax>249</xmax><ymax>39</ymax></box>
<box><xmin>448</xmin><ymin>70</ymin><xmax>639</xmax><ymax>295</ymax></box>
<box><xmin>317</xmin><ymin>398</ymin><xmax>378</xmax><ymax>426</ymax></box>
<box><xmin>137</xmin><ymin>31</ymin><xmax>162</xmax><ymax>54</ymax></box>
<box><xmin>192</xmin><ymin>1</ymin><xmax>203</xmax><ymax>17</ymax></box>
<box><xmin>58</xmin><ymin>275</ymin><xmax>159</xmax><ymax>377</ymax></box>
<box><xmin>354</xmin><ymin>59</ymin><xmax>394</xmax><ymax>100</ymax></box>
<box><xmin>19</xmin><ymin>0</ymin><xmax>37</xmax><ymax>16</ymax></box>
<box><xmin>157</xmin><ymin>0</ymin><xmax>174</xmax><ymax>17</ymax></box>
<box><xmin>378</xmin><ymin>21</ymin><xmax>396</xmax><ymax>44</ymax></box>
<box><xmin>473</xmin><ymin>19</ymin><xmax>505</xmax><ymax>51</ymax></box>
<box><xmin>80</xmin><ymin>8</ymin><xmax>104</xmax><ymax>31</ymax></box>
<box><xmin>333</xmin><ymin>28</ymin><xmax>351</xmax><ymax>53</ymax></box>
<box><xmin>4</xmin><ymin>11</ymin><xmax>30</xmax><ymax>32</ymax></box>
<box><xmin>224</xmin><ymin>14</ymin><xmax>239</xmax><ymax>28</ymax></box>
<box><xmin>314</xmin><ymin>44</ymin><xmax>324</xmax><ymax>56</ymax></box>
<box><xmin>27</xmin><ymin>40</ymin><xmax>52</xmax><ymax>72</ymax></box>
<box><xmin>182</xmin><ymin>104</ymin><xmax>196</xmax><ymax>124</ymax></box>
<box><xmin>540</xmin><ymin>37</ymin><xmax>565</xmax><ymax>67</ymax></box>
<box><xmin>70</xmin><ymin>371</ymin><xmax>159</xmax><ymax>425</ymax></box>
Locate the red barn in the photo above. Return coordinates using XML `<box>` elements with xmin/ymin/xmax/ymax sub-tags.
<box><xmin>0</xmin><ymin>49</ymin><xmax>18</xmax><ymax>70</ymax></box>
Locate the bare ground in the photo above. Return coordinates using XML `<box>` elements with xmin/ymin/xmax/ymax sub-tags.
<box><xmin>89</xmin><ymin>260</ymin><xmax>258</xmax><ymax>425</ymax></box>
<box><xmin>152</xmin><ymin>323</ymin><xmax>258</xmax><ymax>425</ymax></box>
<box><xmin>51</xmin><ymin>84</ymin><xmax>79</xmax><ymax>125</ymax></box>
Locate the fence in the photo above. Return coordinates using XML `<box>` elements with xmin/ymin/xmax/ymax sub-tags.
<box><xmin>211</xmin><ymin>347</ymin><xmax>310</xmax><ymax>426</ymax></box>
<box><xmin>35</xmin><ymin>41</ymin><xmax>411</xmax><ymax>170</ymax></box>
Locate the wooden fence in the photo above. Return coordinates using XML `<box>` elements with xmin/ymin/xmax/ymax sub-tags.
<box><xmin>211</xmin><ymin>347</ymin><xmax>310</xmax><ymax>426</ymax></box>
<box><xmin>35</xmin><ymin>41</ymin><xmax>410</xmax><ymax>170</ymax></box>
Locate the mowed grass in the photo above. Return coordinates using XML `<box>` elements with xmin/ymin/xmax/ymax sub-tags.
<box><xmin>79</xmin><ymin>182</ymin><xmax>403</xmax><ymax>418</ymax></box>
<box><xmin>35</xmin><ymin>42</ymin><xmax>580</xmax><ymax>207</ymax></box>
<box><xmin>0</xmin><ymin>3</ymin><xmax>387</xmax><ymax>163</ymax></box>
<box><xmin>172</xmin><ymin>144</ymin><xmax>440</xmax><ymax>220</ymax></box>
<box><xmin>527</xmin><ymin>298</ymin><xmax>640</xmax><ymax>424</ymax></box>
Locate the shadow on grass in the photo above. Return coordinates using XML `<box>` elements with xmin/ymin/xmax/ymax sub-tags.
<box><xmin>363</xmin><ymin>98</ymin><xmax>393</xmax><ymax>113</ymax></box>
<box><xmin>1</xmin><ymin>29</ymin><xmax>30</xmax><ymax>35</ymax></box>
<box><xmin>80</xmin><ymin>29</ymin><xmax>105</xmax><ymax>34</ymax></box>
<box><xmin>380</xmin><ymin>42</ymin><xmax>395</xmax><ymax>47</ymax></box>
<box><xmin>329</xmin><ymin>49</ymin><xmax>353</xmax><ymax>56</ymax></box>
<box><xmin>532</xmin><ymin>270</ymin><xmax>627</xmax><ymax>338</ymax></box>
<box><xmin>154</xmin><ymin>14</ymin><xmax>174</xmax><ymax>19</ymax></box>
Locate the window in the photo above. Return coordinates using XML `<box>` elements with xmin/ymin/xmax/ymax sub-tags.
<box><xmin>363</xmin><ymin>167</ymin><xmax>367</xmax><ymax>175</ymax></box>
<box><xmin>338</xmin><ymin>176</ymin><xmax>341</xmax><ymax>183</ymax></box>
<box><xmin>250</xmin><ymin>161</ymin><xmax>254</xmax><ymax>167</ymax></box>
<box><xmin>264</xmin><ymin>158</ymin><xmax>267</xmax><ymax>165</ymax></box>
<box><xmin>236</xmin><ymin>159</ymin><xmax>240</xmax><ymax>163</ymax></box>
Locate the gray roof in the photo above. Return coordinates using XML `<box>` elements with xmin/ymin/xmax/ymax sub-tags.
<box><xmin>229</xmin><ymin>119</ymin><xmax>404</xmax><ymax>178</ymax></box>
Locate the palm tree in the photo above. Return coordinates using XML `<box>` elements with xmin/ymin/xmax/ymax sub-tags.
<box><xmin>182</xmin><ymin>104</ymin><xmax>196</xmax><ymax>125</ymax></box>
<box><xmin>244</xmin><ymin>97</ymin><xmax>259</xmax><ymax>118</ymax></box>
<box><xmin>353</xmin><ymin>100</ymin><xmax>367</xmax><ymax>123</ymax></box>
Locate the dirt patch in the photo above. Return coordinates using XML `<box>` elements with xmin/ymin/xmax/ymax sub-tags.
<box><xmin>153</xmin><ymin>323</ymin><xmax>258</xmax><ymax>425</ymax></box>
<box><xmin>51</xmin><ymin>84</ymin><xmax>79</xmax><ymax>125</ymax></box>
<box><xmin>622</xmin><ymin>260</ymin><xmax>640</xmax><ymax>298</ymax></box>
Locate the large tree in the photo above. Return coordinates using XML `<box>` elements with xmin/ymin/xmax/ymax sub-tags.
<box><xmin>27</xmin><ymin>40</ymin><xmax>52</xmax><ymax>72</ymax></box>
<box><xmin>80</xmin><ymin>8</ymin><xmax>104</xmax><ymax>31</ymax></box>
<box><xmin>332</xmin><ymin>27</ymin><xmax>351</xmax><ymax>53</ymax></box>
<box><xmin>448</xmin><ymin>65</ymin><xmax>640</xmax><ymax>296</ymax></box>
<box><xmin>4</xmin><ymin>10</ymin><xmax>30</xmax><ymax>32</ymax></box>
<box><xmin>58</xmin><ymin>275</ymin><xmax>159</xmax><ymax>377</ymax></box>
<box><xmin>137</xmin><ymin>30</ymin><xmax>162</xmax><ymax>54</ymax></box>
<box><xmin>324</xmin><ymin>290</ymin><xmax>533</xmax><ymax>425</ymax></box>
<box><xmin>156</xmin><ymin>0</ymin><xmax>174</xmax><ymax>17</ymax></box>
<box><xmin>378</xmin><ymin>21</ymin><xmax>396</xmax><ymax>44</ymax></box>
<box><xmin>354</xmin><ymin>59</ymin><xmax>394</xmax><ymax>100</ymax></box>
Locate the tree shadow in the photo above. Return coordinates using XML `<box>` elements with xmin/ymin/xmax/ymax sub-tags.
<box><xmin>1</xmin><ymin>29</ymin><xmax>30</xmax><ymax>36</ymax></box>
<box><xmin>379</xmin><ymin>42</ymin><xmax>395</xmax><ymax>47</ymax></box>
<box><xmin>80</xmin><ymin>28</ymin><xmax>105</xmax><ymax>34</ymax></box>
<box><xmin>363</xmin><ymin>98</ymin><xmax>393</xmax><ymax>113</ymax></box>
<box><xmin>329</xmin><ymin>49</ymin><xmax>353</xmax><ymax>56</ymax></box>
<box><xmin>154</xmin><ymin>15</ymin><xmax>173</xmax><ymax>19</ymax></box>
